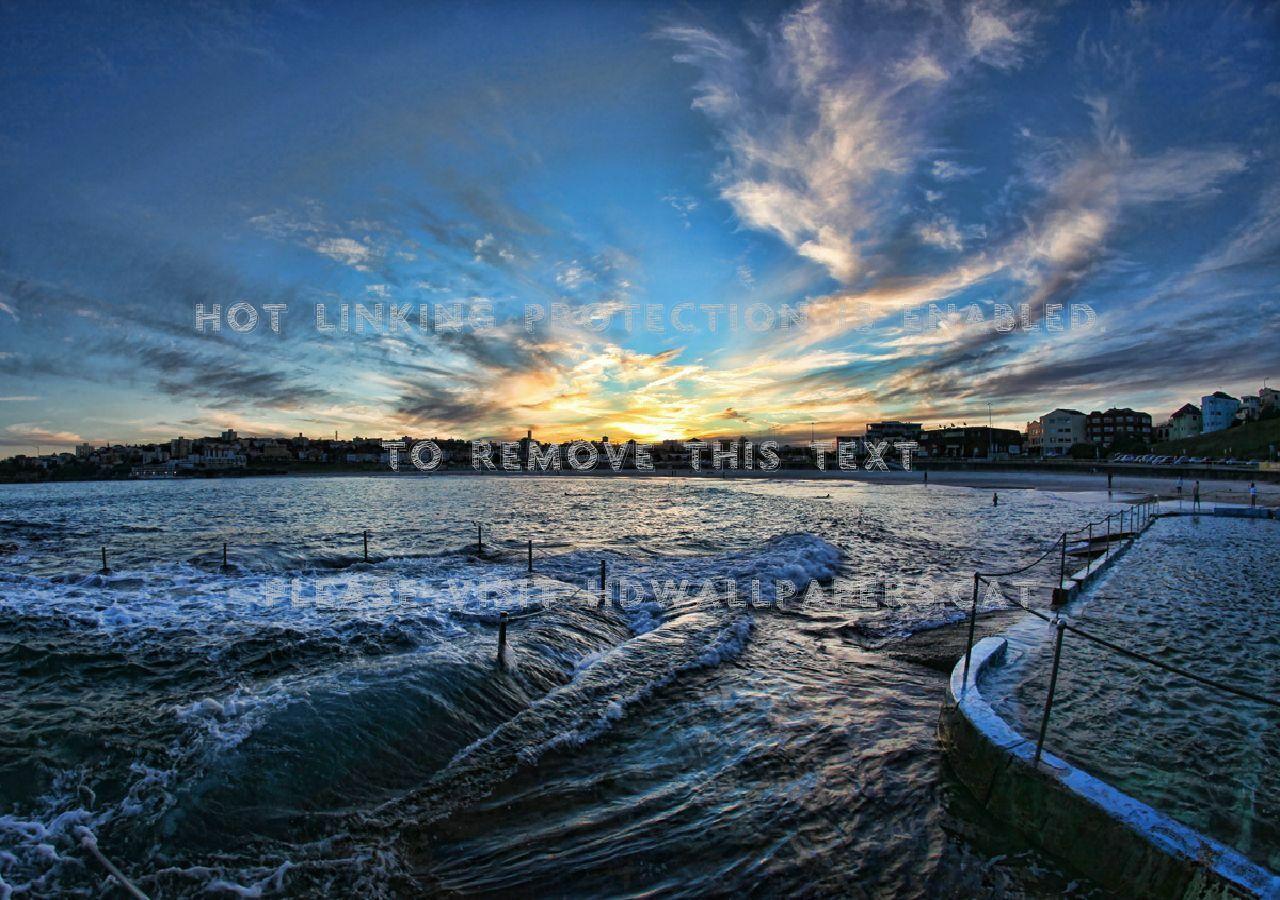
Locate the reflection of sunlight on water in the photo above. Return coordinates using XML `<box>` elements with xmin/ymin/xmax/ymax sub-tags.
<box><xmin>985</xmin><ymin>515</ymin><xmax>1280</xmax><ymax>872</ymax></box>
<box><xmin>0</xmin><ymin>475</ymin><xmax>1129</xmax><ymax>896</ymax></box>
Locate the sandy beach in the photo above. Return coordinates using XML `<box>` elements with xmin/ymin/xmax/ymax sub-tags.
<box><xmin>412</xmin><ymin>465</ymin><xmax>1280</xmax><ymax>508</ymax></box>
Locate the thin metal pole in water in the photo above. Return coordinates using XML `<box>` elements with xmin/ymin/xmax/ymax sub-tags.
<box><xmin>222</xmin><ymin>542</ymin><xmax>228</xmax><ymax>570</ymax></box>
<box><xmin>100</xmin><ymin>546</ymin><xmax>109</xmax><ymax>575</ymax></box>
<box><xmin>1086</xmin><ymin>524</ymin><xmax>1092</xmax><ymax>576</ymax></box>
<box><xmin>1034</xmin><ymin>621</ymin><xmax>1067</xmax><ymax>765</ymax></box>
<box><xmin>497</xmin><ymin>611</ymin><xmax>508</xmax><ymax>663</ymax></box>
<box><xmin>363</xmin><ymin>530</ymin><xmax>369</xmax><ymax>562</ymax></box>
<box><xmin>1057</xmin><ymin>533</ymin><xmax>1067</xmax><ymax>590</ymax></box>
<box><xmin>962</xmin><ymin>572</ymin><xmax>981</xmax><ymax>684</ymax></box>
<box><xmin>527</xmin><ymin>539</ymin><xmax>533</xmax><ymax>573</ymax></box>
<box><xmin>599</xmin><ymin>559</ymin><xmax>607</xmax><ymax>608</ymax></box>
<box><xmin>476</xmin><ymin>523</ymin><xmax>483</xmax><ymax>555</ymax></box>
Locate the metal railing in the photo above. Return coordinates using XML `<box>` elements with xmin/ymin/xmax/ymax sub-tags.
<box><xmin>962</xmin><ymin>496</ymin><xmax>1159</xmax><ymax>682</ymax></box>
<box><xmin>960</xmin><ymin>496</ymin><xmax>1279</xmax><ymax>771</ymax></box>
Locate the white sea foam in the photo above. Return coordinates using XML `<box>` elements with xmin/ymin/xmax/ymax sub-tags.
<box><xmin>520</xmin><ymin>615</ymin><xmax>756</xmax><ymax>764</ymax></box>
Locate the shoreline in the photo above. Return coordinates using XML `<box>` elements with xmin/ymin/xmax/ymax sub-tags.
<box><xmin>6</xmin><ymin>465</ymin><xmax>1274</xmax><ymax>508</ymax></box>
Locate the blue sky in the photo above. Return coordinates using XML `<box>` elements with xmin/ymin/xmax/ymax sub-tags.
<box><xmin>0</xmin><ymin>0</ymin><xmax>1277</xmax><ymax>448</ymax></box>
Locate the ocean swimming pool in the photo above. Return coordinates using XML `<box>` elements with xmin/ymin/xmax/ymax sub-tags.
<box><xmin>985</xmin><ymin>513</ymin><xmax>1280</xmax><ymax>873</ymax></box>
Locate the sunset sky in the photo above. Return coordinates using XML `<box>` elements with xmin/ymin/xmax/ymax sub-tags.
<box><xmin>0</xmin><ymin>0</ymin><xmax>1278</xmax><ymax>449</ymax></box>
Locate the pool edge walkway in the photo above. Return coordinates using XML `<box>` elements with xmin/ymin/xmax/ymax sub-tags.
<box><xmin>939</xmin><ymin>510</ymin><xmax>1280</xmax><ymax>899</ymax></box>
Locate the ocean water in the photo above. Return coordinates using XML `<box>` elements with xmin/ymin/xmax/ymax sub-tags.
<box><xmin>0</xmin><ymin>474</ymin><xmax>1123</xmax><ymax>897</ymax></box>
<box><xmin>985</xmin><ymin>513</ymin><xmax>1280</xmax><ymax>873</ymax></box>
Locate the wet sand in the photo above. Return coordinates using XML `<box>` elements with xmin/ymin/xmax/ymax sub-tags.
<box><xmin>631</xmin><ymin>466</ymin><xmax>1279</xmax><ymax>508</ymax></box>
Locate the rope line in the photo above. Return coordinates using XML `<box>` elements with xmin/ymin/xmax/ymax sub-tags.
<box><xmin>994</xmin><ymin>584</ymin><xmax>1280</xmax><ymax>710</ymax></box>
<box><xmin>967</xmin><ymin>499</ymin><xmax>1278</xmax><ymax>711</ymax></box>
<box><xmin>74</xmin><ymin>827</ymin><xmax>150</xmax><ymax>900</ymax></box>
<box><xmin>975</xmin><ymin>535</ymin><xmax>1064</xmax><ymax>579</ymax></box>
<box><xmin>1057</xmin><ymin>620</ymin><xmax>1280</xmax><ymax>710</ymax></box>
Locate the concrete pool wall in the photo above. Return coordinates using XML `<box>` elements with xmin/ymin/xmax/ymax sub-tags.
<box><xmin>939</xmin><ymin>511</ymin><xmax>1280</xmax><ymax>899</ymax></box>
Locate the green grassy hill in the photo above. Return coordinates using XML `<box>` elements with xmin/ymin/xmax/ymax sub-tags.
<box><xmin>1153</xmin><ymin>416</ymin><xmax>1280</xmax><ymax>460</ymax></box>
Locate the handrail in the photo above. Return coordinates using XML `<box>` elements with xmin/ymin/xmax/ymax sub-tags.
<box><xmin>1057</xmin><ymin>618</ymin><xmax>1280</xmax><ymax>709</ymax></box>
<box><xmin>960</xmin><ymin>499</ymin><xmax>1162</xmax><ymax>680</ymax></box>
<box><xmin>960</xmin><ymin>495</ymin><xmax>1278</xmax><ymax>782</ymax></box>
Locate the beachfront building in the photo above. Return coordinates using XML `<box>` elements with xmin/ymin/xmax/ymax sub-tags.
<box><xmin>1237</xmin><ymin>395</ymin><xmax>1261</xmax><ymax>422</ymax></box>
<box><xmin>1261</xmin><ymin>387</ymin><xmax>1280</xmax><ymax>410</ymax></box>
<box><xmin>1201</xmin><ymin>392</ymin><xmax>1240</xmax><ymax>433</ymax></box>
<box><xmin>920</xmin><ymin>426</ymin><xmax>1023</xmax><ymax>459</ymax></box>
<box><xmin>864</xmin><ymin>421</ymin><xmax>923</xmax><ymax>444</ymax></box>
<box><xmin>652</xmin><ymin>439</ymin><xmax>692</xmax><ymax>469</ymax></box>
<box><xmin>1025</xmin><ymin>419</ymin><xmax>1043</xmax><ymax>454</ymax></box>
<box><xmin>1034</xmin><ymin>408</ymin><xmax>1087</xmax><ymax>456</ymax></box>
<box><xmin>1162</xmin><ymin>403</ymin><xmax>1202</xmax><ymax>441</ymax></box>
<box><xmin>1085</xmin><ymin>408</ymin><xmax>1153</xmax><ymax>447</ymax></box>
<box><xmin>195</xmin><ymin>446</ymin><xmax>246</xmax><ymax>468</ymax></box>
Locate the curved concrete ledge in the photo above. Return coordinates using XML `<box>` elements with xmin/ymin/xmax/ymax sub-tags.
<box><xmin>940</xmin><ymin>637</ymin><xmax>1280</xmax><ymax>899</ymax></box>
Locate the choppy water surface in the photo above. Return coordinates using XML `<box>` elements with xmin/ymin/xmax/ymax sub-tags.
<box><xmin>0</xmin><ymin>474</ymin><xmax>1127</xmax><ymax>896</ymax></box>
<box><xmin>986</xmin><ymin>514</ymin><xmax>1280</xmax><ymax>873</ymax></box>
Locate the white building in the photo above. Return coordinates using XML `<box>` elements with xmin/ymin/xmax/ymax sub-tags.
<box><xmin>1035</xmin><ymin>408</ymin><xmax>1087</xmax><ymax>456</ymax></box>
<box><xmin>196</xmin><ymin>446</ymin><xmax>245</xmax><ymax>468</ymax></box>
<box><xmin>1201</xmin><ymin>392</ymin><xmax>1241</xmax><ymax>433</ymax></box>
<box><xmin>1237</xmin><ymin>395</ymin><xmax>1261</xmax><ymax>422</ymax></box>
<box><xmin>1162</xmin><ymin>403</ymin><xmax>1202</xmax><ymax>441</ymax></box>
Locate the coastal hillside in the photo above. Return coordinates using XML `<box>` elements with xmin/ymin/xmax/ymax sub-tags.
<box><xmin>1153</xmin><ymin>416</ymin><xmax>1280</xmax><ymax>460</ymax></box>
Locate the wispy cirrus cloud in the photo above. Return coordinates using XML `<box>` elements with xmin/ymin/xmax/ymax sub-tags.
<box><xmin>661</xmin><ymin>0</ymin><xmax>1037</xmax><ymax>285</ymax></box>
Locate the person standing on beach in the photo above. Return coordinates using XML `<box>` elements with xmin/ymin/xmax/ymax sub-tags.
<box><xmin>1107</xmin><ymin>472</ymin><xmax>1113</xmax><ymax>492</ymax></box>
<box><xmin>1193</xmin><ymin>480</ymin><xmax>1201</xmax><ymax>510</ymax></box>
<box><xmin>992</xmin><ymin>492</ymin><xmax>998</xmax><ymax>507</ymax></box>
<box><xmin>1250</xmin><ymin>481</ymin><xmax>1258</xmax><ymax>507</ymax></box>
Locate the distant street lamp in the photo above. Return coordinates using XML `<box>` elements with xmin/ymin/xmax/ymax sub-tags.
<box><xmin>987</xmin><ymin>403</ymin><xmax>993</xmax><ymax>459</ymax></box>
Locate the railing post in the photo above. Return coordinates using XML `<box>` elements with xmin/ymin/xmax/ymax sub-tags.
<box><xmin>497</xmin><ymin>611</ymin><xmax>508</xmax><ymax>664</ymax></box>
<box><xmin>1034</xmin><ymin>620</ymin><xmax>1067</xmax><ymax>766</ymax></box>
<box><xmin>363</xmin><ymin>530</ymin><xmax>369</xmax><ymax>562</ymax></box>
<box><xmin>1058</xmin><ymin>532</ymin><xmax>1067</xmax><ymax>590</ymax></box>
<box><xmin>1086</xmin><ymin>523</ymin><xmax>1092</xmax><ymax>576</ymax></box>
<box><xmin>962</xmin><ymin>572</ymin><xmax>981</xmax><ymax>684</ymax></box>
<box><xmin>100</xmin><ymin>546</ymin><xmax>109</xmax><ymax>575</ymax></box>
<box><xmin>527</xmin><ymin>539</ymin><xmax>533</xmax><ymax>573</ymax></box>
